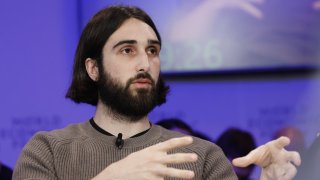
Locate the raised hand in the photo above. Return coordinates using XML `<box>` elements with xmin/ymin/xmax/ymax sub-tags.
<box><xmin>232</xmin><ymin>136</ymin><xmax>301</xmax><ymax>180</ymax></box>
<box><xmin>92</xmin><ymin>136</ymin><xmax>198</xmax><ymax>180</ymax></box>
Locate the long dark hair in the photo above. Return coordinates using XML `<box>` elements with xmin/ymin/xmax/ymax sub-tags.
<box><xmin>66</xmin><ymin>5</ymin><xmax>163</xmax><ymax>105</ymax></box>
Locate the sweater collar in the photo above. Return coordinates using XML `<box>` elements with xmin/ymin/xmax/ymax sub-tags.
<box><xmin>83</xmin><ymin>119</ymin><xmax>162</xmax><ymax>148</ymax></box>
<box><xmin>89</xmin><ymin>118</ymin><xmax>152</xmax><ymax>138</ymax></box>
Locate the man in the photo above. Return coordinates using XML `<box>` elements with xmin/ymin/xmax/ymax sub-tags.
<box><xmin>13</xmin><ymin>5</ymin><xmax>300</xmax><ymax>180</ymax></box>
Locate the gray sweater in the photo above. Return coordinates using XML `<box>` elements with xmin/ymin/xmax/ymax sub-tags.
<box><xmin>13</xmin><ymin>120</ymin><xmax>237</xmax><ymax>180</ymax></box>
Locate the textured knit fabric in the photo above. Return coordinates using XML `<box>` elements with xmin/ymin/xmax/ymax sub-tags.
<box><xmin>13</xmin><ymin>120</ymin><xmax>237</xmax><ymax>180</ymax></box>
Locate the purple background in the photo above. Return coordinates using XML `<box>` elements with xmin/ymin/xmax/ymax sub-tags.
<box><xmin>1</xmin><ymin>1</ymin><xmax>320</xmax><ymax>179</ymax></box>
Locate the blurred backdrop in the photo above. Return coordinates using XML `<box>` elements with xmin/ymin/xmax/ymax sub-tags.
<box><xmin>1</xmin><ymin>1</ymin><xmax>320</xmax><ymax>177</ymax></box>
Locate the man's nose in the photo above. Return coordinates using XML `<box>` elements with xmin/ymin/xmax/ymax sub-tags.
<box><xmin>136</xmin><ymin>52</ymin><xmax>150</xmax><ymax>72</ymax></box>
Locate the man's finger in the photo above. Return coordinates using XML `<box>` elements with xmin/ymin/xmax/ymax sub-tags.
<box><xmin>161</xmin><ymin>153</ymin><xmax>198</xmax><ymax>164</ymax></box>
<box><xmin>158</xmin><ymin>167</ymin><xmax>195</xmax><ymax>179</ymax></box>
<box><xmin>269</xmin><ymin>136</ymin><xmax>290</xmax><ymax>149</ymax></box>
<box><xmin>286</xmin><ymin>151</ymin><xmax>301</xmax><ymax>167</ymax></box>
<box><xmin>232</xmin><ymin>148</ymin><xmax>260</xmax><ymax>167</ymax></box>
<box><xmin>153</xmin><ymin>137</ymin><xmax>193</xmax><ymax>152</ymax></box>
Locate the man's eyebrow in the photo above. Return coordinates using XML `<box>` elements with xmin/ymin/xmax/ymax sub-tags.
<box><xmin>148</xmin><ymin>40</ymin><xmax>161</xmax><ymax>47</ymax></box>
<box><xmin>113</xmin><ymin>40</ymin><xmax>137</xmax><ymax>49</ymax></box>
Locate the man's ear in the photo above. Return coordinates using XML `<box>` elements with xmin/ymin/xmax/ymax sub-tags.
<box><xmin>85</xmin><ymin>58</ymin><xmax>99</xmax><ymax>81</ymax></box>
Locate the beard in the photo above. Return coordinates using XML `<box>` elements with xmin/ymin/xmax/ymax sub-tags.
<box><xmin>97</xmin><ymin>69</ymin><xmax>169</xmax><ymax>122</ymax></box>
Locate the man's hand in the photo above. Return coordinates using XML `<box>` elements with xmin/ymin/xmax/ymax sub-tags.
<box><xmin>232</xmin><ymin>136</ymin><xmax>301</xmax><ymax>180</ymax></box>
<box><xmin>92</xmin><ymin>137</ymin><xmax>198</xmax><ymax>180</ymax></box>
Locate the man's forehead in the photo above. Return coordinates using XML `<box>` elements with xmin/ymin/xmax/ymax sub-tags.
<box><xmin>107</xmin><ymin>18</ymin><xmax>159</xmax><ymax>45</ymax></box>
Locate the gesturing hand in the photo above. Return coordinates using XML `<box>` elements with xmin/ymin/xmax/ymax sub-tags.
<box><xmin>92</xmin><ymin>136</ymin><xmax>198</xmax><ymax>180</ymax></box>
<box><xmin>232</xmin><ymin>136</ymin><xmax>301</xmax><ymax>180</ymax></box>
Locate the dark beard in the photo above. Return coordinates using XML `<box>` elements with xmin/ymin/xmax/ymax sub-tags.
<box><xmin>97</xmin><ymin>70</ymin><xmax>168</xmax><ymax>122</ymax></box>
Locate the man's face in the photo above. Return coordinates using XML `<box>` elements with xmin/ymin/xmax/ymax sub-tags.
<box><xmin>97</xmin><ymin>18</ymin><xmax>163</xmax><ymax>120</ymax></box>
<box><xmin>102</xmin><ymin>18</ymin><xmax>161</xmax><ymax>95</ymax></box>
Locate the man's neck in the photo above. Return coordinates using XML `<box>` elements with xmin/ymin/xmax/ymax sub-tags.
<box><xmin>93</xmin><ymin>102</ymin><xmax>151</xmax><ymax>139</ymax></box>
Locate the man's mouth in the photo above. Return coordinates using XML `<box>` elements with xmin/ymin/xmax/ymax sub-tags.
<box><xmin>133</xmin><ymin>78</ymin><xmax>152</xmax><ymax>84</ymax></box>
<box><xmin>132</xmin><ymin>78</ymin><xmax>152</xmax><ymax>88</ymax></box>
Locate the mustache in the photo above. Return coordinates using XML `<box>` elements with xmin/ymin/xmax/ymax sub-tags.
<box><xmin>126</xmin><ymin>72</ymin><xmax>155</xmax><ymax>88</ymax></box>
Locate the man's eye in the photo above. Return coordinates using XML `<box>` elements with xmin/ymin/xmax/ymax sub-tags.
<box><xmin>121</xmin><ymin>48</ymin><xmax>134</xmax><ymax>54</ymax></box>
<box><xmin>147</xmin><ymin>47</ymin><xmax>159</xmax><ymax>55</ymax></box>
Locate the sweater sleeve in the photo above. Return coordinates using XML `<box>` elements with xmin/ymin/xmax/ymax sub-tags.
<box><xmin>13</xmin><ymin>132</ymin><xmax>58</xmax><ymax>180</ymax></box>
<box><xmin>203</xmin><ymin>144</ymin><xmax>238</xmax><ymax>180</ymax></box>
